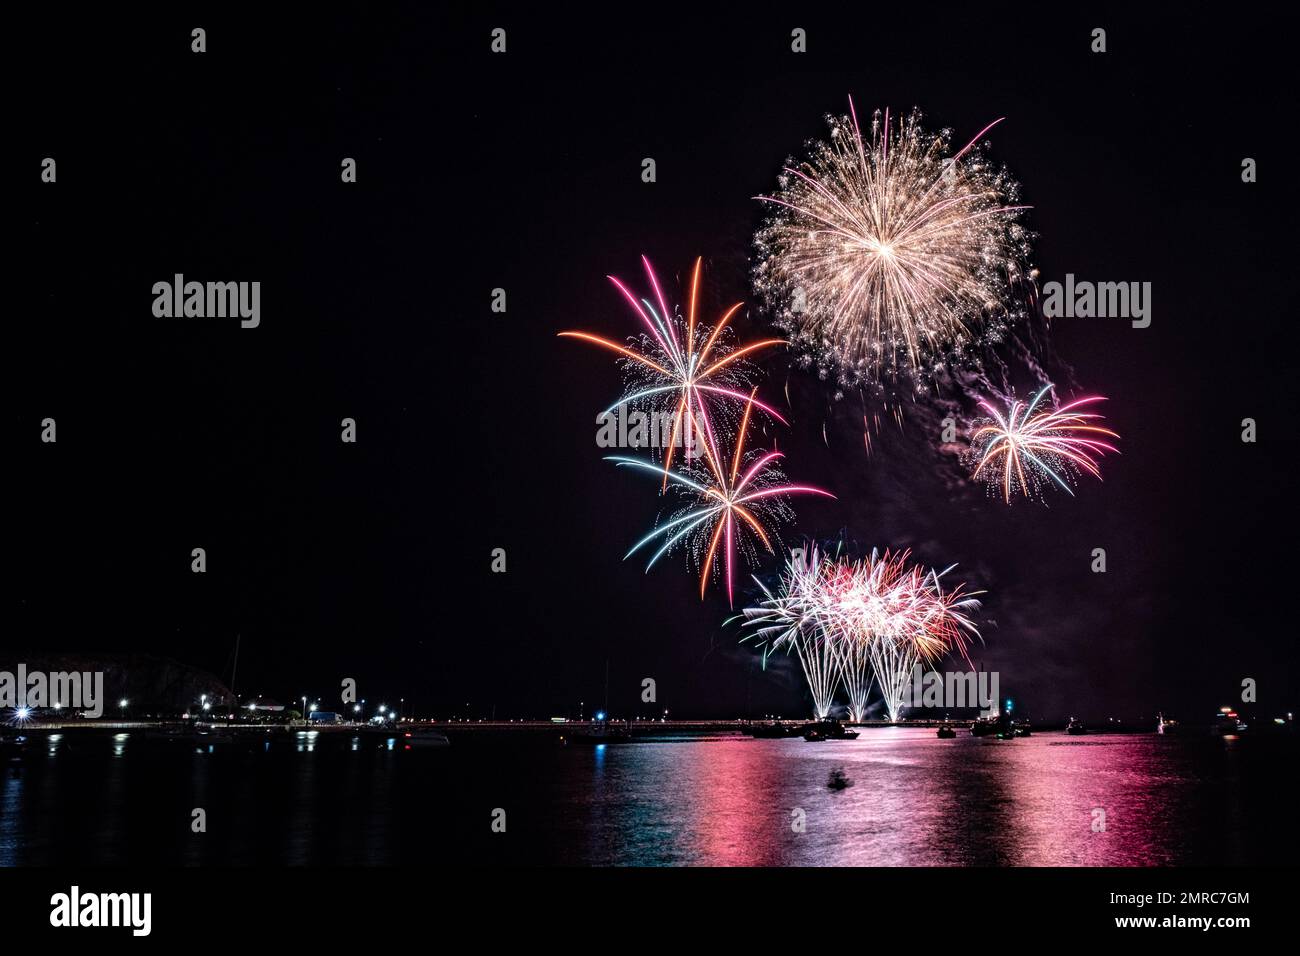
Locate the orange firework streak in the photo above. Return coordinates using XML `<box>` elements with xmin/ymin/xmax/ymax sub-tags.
<box><xmin>606</xmin><ymin>387</ymin><xmax>833</xmax><ymax>607</ymax></box>
<box><xmin>560</xmin><ymin>256</ymin><xmax>787</xmax><ymax>488</ymax></box>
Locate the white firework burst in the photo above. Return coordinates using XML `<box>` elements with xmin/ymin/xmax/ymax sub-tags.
<box><xmin>754</xmin><ymin>99</ymin><xmax>1035</xmax><ymax>392</ymax></box>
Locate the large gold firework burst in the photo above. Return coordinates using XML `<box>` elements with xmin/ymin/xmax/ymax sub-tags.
<box><xmin>754</xmin><ymin>100</ymin><xmax>1034</xmax><ymax>389</ymax></box>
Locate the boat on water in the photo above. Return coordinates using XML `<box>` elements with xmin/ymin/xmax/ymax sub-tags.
<box><xmin>399</xmin><ymin>730</ymin><xmax>450</xmax><ymax>749</ymax></box>
<box><xmin>147</xmin><ymin>726</ymin><xmax>256</xmax><ymax>744</ymax></box>
<box><xmin>827</xmin><ymin>768</ymin><xmax>853</xmax><ymax>790</ymax></box>
<box><xmin>568</xmin><ymin>719</ymin><xmax>631</xmax><ymax>745</ymax></box>
<box><xmin>1013</xmin><ymin>721</ymin><xmax>1032</xmax><ymax>737</ymax></box>
<box><xmin>970</xmin><ymin>715</ymin><xmax>1007</xmax><ymax>737</ymax></box>
<box><xmin>568</xmin><ymin>663</ymin><xmax>631</xmax><ymax>745</ymax></box>
<box><xmin>143</xmin><ymin>727</ymin><xmax>192</xmax><ymax>741</ymax></box>
<box><xmin>936</xmin><ymin>724</ymin><xmax>957</xmax><ymax>739</ymax></box>
<box><xmin>1067</xmin><ymin>717</ymin><xmax>1086</xmax><ymax>735</ymax></box>
<box><xmin>1210</xmin><ymin>712</ymin><xmax>1244</xmax><ymax>736</ymax></box>
<box><xmin>801</xmin><ymin>720</ymin><xmax>859</xmax><ymax>742</ymax></box>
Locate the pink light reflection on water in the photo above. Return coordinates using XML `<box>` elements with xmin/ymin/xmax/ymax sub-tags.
<box><xmin>573</xmin><ymin>730</ymin><xmax>1250</xmax><ymax>866</ymax></box>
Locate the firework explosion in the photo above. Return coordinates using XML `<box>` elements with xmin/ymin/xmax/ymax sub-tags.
<box><xmin>754</xmin><ymin>99</ymin><xmax>1034</xmax><ymax>391</ymax></box>
<box><xmin>742</xmin><ymin>546</ymin><xmax>982</xmax><ymax>721</ymax></box>
<box><xmin>967</xmin><ymin>385</ymin><xmax>1120</xmax><ymax>503</ymax></box>
<box><xmin>740</xmin><ymin>545</ymin><xmax>842</xmax><ymax>719</ymax></box>
<box><xmin>563</xmin><ymin>256</ymin><xmax>831</xmax><ymax>604</ymax></box>
<box><xmin>858</xmin><ymin>557</ymin><xmax>982</xmax><ymax>723</ymax></box>
<box><xmin>561</xmin><ymin>256</ymin><xmax>787</xmax><ymax>482</ymax></box>
<box><xmin>815</xmin><ymin>557</ymin><xmax>881</xmax><ymax>723</ymax></box>
<box><xmin>611</xmin><ymin>392</ymin><xmax>833</xmax><ymax>607</ymax></box>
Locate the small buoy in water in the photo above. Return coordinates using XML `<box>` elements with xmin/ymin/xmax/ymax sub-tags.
<box><xmin>827</xmin><ymin>767</ymin><xmax>853</xmax><ymax>790</ymax></box>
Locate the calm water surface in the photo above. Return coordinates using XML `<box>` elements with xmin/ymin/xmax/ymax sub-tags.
<box><xmin>2</xmin><ymin>729</ymin><xmax>1293</xmax><ymax>866</ymax></box>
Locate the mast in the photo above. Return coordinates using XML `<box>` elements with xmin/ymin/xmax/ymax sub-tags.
<box><xmin>229</xmin><ymin>633</ymin><xmax>240</xmax><ymax>715</ymax></box>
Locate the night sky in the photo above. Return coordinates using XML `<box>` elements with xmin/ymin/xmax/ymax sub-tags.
<box><xmin>14</xmin><ymin>8</ymin><xmax>1295</xmax><ymax>723</ymax></box>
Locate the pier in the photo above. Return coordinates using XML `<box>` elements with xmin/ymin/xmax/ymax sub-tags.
<box><xmin>17</xmin><ymin>717</ymin><xmax>971</xmax><ymax>735</ymax></box>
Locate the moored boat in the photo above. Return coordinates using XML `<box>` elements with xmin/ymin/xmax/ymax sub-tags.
<box><xmin>970</xmin><ymin>715</ymin><xmax>1006</xmax><ymax>737</ymax></box>
<box><xmin>1</xmin><ymin>733</ymin><xmax>28</xmax><ymax>759</ymax></box>
<box><xmin>568</xmin><ymin>719</ymin><xmax>631</xmax><ymax>745</ymax></box>
<box><xmin>399</xmin><ymin>730</ymin><xmax>450</xmax><ymax>749</ymax></box>
<box><xmin>801</xmin><ymin>720</ymin><xmax>858</xmax><ymax>741</ymax></box>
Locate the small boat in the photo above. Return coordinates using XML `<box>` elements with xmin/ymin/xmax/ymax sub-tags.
<box><xmin>144</xmin><ymin>727</ymin><xmax>195</xmax><ymax>742</ymax></box>
<box><xmin>936</xmin><ymin>724</ymin><xmax>957</xmax><ymax>739</ymax></box>
<box><xmin>197</xmin><ymin>728</ymin><xmax>254</xmax><ymax>745</ymax></box>
<box><xmin>569</xmin><ymin>719</ymin><xmax>631</xmax><ymax>745</ymax></box>
<box><xmin>1066</xmin><ymin>717</ymin><xmax>1086</xmax><ymax>735</ymax></box>
<box><xmin>400</xmin><ymin>730</ymin><xmax>450</xmax><ymax>749</ymax></box>
<box><xmin>1013</xmin><ymin>721</ymin><xmax>1032</xmax><ymax>737</ymax></box>
<box><xmin>801</xmin><ymin>720</ymin><xmax>858</xmax><ymax>741</ymax></box>
<box><xmin>1</xmin><ymin>734</ymin><xmax>28</xmax><ymax>760</ymax></box>
<box><xmin>571</xmin><ymin>663</ymin><xmax>631</xmax><ymax>745</ymax></box>
<box><xmin>970</xmin><ymin>715</ymin><xmax>1005</xmax><ymax>737</ymax></box>
<box><xmin>1210</xmin><ymin>714</ymin><xmax>1244</xmax><ymax>736</ymax></box>
<box><xmin>827</xmin><ymin>768</ymin><xmax>853</xmax><ymax>790</ymax></box>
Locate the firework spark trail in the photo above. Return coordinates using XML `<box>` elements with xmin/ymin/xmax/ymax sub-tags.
<box><xmin>822</xmin><ymin>556</ymin><xmax>889</xmax><ymax>723</ymax></box>
<box><xmin>867</xmin><ymin>632</ymin><xmax>918</xmax><ymax>724</ymax></box>
<box><xmin>742</xmin><ymin>547</ymin><xmax>982</xmax><ymax>721</ymax></box>
<box><xmin>847</xmin><ymin>556</ymin><xmax>977</xmax><ymax>723</ymax></box>
<box><xmin>832</xmin><ymin>550</ymin><xmax>926</xmax><ymax>723</ymax></box>
<box><xmin>754</xmin><ymin>99</ymin><xmax>1034</xmax><ymax>392</ymax></box>
<box><xmin>740</xmin><ymin>545</ymin><xmax>842</xmax><ymax>719</ymax></box>
<box><xmin>968</xmin><ymin>384</ymin><xmax>1120</xmax><ymax>503</ymax></box>
<box><xmin>560</xmin><ymin>256</ymin><xmax>788</xmax><ymax>484</ymax></box>
<box><xmin>611</xmin><ymin>392</ymin><xmax>834</xmax><ymax>607</ymax></box>
<box><xmin>838</xmin><ymin>637</ymin><xmax>875</xmax><ymax>722</ymax></box>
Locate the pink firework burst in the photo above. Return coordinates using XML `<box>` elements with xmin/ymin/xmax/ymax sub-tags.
<box><xmin>968</xmin><ymin>385</ymin><xmax>1120</xmax><ymax>503</ymax></box>
<box><xmin>609</xmin><ymin>391</ymin><xmax>834</xmax><ymax>607</ymax></box>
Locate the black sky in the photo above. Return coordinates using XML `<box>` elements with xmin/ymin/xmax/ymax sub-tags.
<box><xmin>13</xmin><ymin>7</ymin><xmax>1296</xmax><ymax>722</ymax></box>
